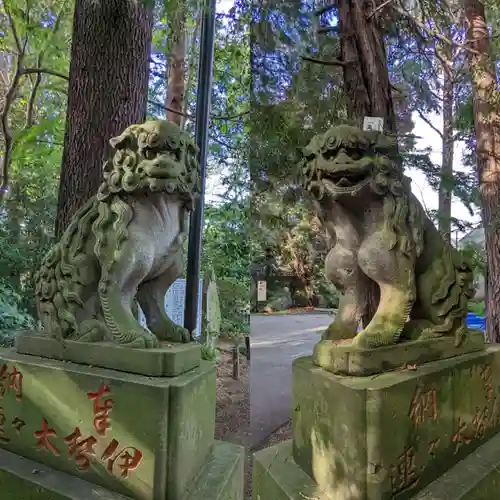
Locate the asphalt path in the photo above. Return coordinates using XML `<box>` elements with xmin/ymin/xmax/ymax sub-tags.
<box><xmin>249</xmin><ymin>313</ymin><xmax>331</xmax><ymax>447</ymax></box>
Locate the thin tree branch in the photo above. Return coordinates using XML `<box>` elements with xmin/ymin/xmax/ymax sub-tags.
<box><xmin>317</xmin><ymin>25</ymin><xmax>339</xmax><ymax>34</ymax></box>
<box><xmin>35</xmin><ymin>138</ymin><xmax>64</xmax><ymax>147</ymax></box>
<box><xmin>415</xmin><ymin>107</ymin><xmax>444</xmax><ymax>139</ymax></box>
<box><xmin>1</xmin><ymin>6</ymin><xmax>26</xmax><ymax>200</ymax></box>
<box><xmin>301</xmin><ymin>56</ymin><xmax>348</xmax><ymax>66</ymax></box>
<box><xmin>147</xmin><ymin>99</ymin><xmax>250</xmax><ymax>121</ymax></box>
<box><xmin>20</xmin><ymin>67</ymin><xmax>69</xmax><ymax>81</ymax></box>
<box><xmin>25</xmin><ymin>1</ymin><xmax>70</xmax><ymax>129</ymax></box>
<box><xmin>367</xmin><ymin>0</ymin><xmax>395</xmax><ymax>20</ymax></box>
<box><xmin>25</xmin><ymin>56</ymin><xmax>43</xmax><ymax>128</ymax></box>
<box><xmin>6</xmin><ymin>6</ymin><xmax>23</xmax><ymax>54</ymax></box>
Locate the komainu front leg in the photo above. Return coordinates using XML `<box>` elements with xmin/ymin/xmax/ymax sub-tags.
<box><xmin>322</xmin><ymin>247</ymin><xmax>367</xmax><ymax>341</ymax></box>
<box><xmin>353</xmin><ymin>232</ymin><xmax>415</xmax><ymax>348</ymax></box>
<box><xmin>98</xmin><ymin>246</ymin><xmax>159</xmax><ymax>348</ymax></box>
<box><xmin>322</xmin><ymin>286</ymin><xmax>366</xmax><ymax>341</ymax></box>
<box><xmin>99</xmin><ymin>282</ymin><xmax>159</xmax><ymax>348</ymax></box>
<box><xmin>137</xmin><ymin>255</ymin><xmax>190</xmax><ymax>343</ymax></box>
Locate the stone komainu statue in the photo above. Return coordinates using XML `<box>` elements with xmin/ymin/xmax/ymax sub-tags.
<box><xmin>301</xmin><ymin>125</ymin><xmax>475</xmax><ymax>349</ymax></box>
<box><xmin>34</xmin><ymin>120</ymin><xmax>200</xmax><ymax>348</ymax></box>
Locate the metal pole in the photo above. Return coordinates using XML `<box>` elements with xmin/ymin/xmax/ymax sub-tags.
<box><xmin>183</xmin><ymin>0</ymin><xmax>216</xmax><ymax>338</ymax></box>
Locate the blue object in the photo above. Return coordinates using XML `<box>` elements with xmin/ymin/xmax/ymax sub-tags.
<box><xmin>466</xmin><ymin>313</ymin><xmax>486</xmax><ymax>331</ymax></box>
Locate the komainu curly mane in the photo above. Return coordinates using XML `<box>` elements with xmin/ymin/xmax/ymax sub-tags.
<box><xmin>301</xmin><ymin>124</ymin><xmax>475</xmax><ymax>349</ymax></box>
<box><xmin>34</xmin><ymin>120</ymin><xmax>200</xmax><ymax>347</ymax></box>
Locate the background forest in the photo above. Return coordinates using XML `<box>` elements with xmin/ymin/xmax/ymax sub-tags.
<box><xmin>0</xmin><ymin>0</ymin><xmax>251</xmax><ymax>344</ymax></box>
<box><xmin>250</xmin><ymin>0</ymin><xmax>500</xmax><ymax>342</ymax></box>
<box><xmin>0</xmin><ymin>0</ymin><xmax>499</xmax><ymax>343</ymax></box>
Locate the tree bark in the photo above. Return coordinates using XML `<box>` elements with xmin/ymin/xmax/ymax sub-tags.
<box><xmin>465</xmin><ymin>0</ymin><xmax>500</xmax><ymax>343</ymax></box>
<box><xmin>338</xmin><ymin>0</ymin><xmax>397</xmax><ymax>325</ymax></box>
<box><xmin>438</xmin><ymin>38</ymin><xmax>454</xmax><ymax>244</ymax></box>
<box><xmin>166</xmin><ymin>4</ymin><xmax>186</xmax><ymax>128</ymax></box>
<box><xmin>339</xmin><ymin>0</ymin><xmax>397</xmax><ymax>132</ymax></box>
<box><xmin>55</xmin><ymin>0</ymin><xmax>153</xmax><ymax>237</ymax></box>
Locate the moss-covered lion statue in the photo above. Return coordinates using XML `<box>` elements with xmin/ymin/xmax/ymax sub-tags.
<box><xmin>301</xmin><ymin>124</ymin><xmax>475</xmax><ymax>349</ymax></box>
<box><xmin>34</xmin><ymin>120</ymin><xmax>200</xmax><ymax>348</ymax></box>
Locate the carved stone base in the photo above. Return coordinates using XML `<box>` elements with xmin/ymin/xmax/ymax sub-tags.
<box><xmin>253</xmin><ymin>433</ymin><xmax>500</xmax><ymax>500</ymax></box>
<box><xmin>313</xmin><ymin>329</ymin><xmax>485</xmax><ymax>376</ymax></box>
<box><xmin>0</xmin><ymin>349</ymin><xmax>244</xmax><ymax>500</ymax></box>
<box><xmin>0</xmin><ymin>441</ymin><xmax>244</xmax><ymax>500</ymax></box>
<box><xmin>15</xmin><ymin>331</ymin><xmax>200</xmax><ymax>377</ymax></box>
<box><xmin>254</xmin><ymin>348</ymin><xmax>500</xmax><ymax>500</ymax></box>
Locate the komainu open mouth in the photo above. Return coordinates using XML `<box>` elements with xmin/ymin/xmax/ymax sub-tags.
<box><xmin>322</xmin><ymin>166</ymin><xmax>371</xmax><ymax>194</ymax></box>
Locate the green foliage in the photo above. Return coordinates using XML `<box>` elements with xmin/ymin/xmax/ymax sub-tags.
<box><xmin>459</xmin><ymin>241</ymin><xmax>487</xmax><ymax>282</ymax></box>
<box><xmin>216</xmin><ymin>278</ymin><xmax>250</xmax><ymax>338</ymax></box>
<box><xmin>0</xmin><ymin>280</ymin><xmax>35</xmax><ymax>347</ymax></box>
<box><xmin>0</xmin><ymin>0</ymin><xmax>70</xmax><ymax>314</ymax></box>
<box><xmin>468</xmin><ymin>300</ymin><xmax>486</xmax><ymax>316</ymax></box>
<box><xmin>200</xmin><ymin>343</ymin><xmax>220</xmax><ymax>361</ymax></box>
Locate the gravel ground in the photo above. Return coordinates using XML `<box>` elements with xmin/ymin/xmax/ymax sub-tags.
<box><xmin>214</xmin><ymin>348</ymin><xmax>295</xmax><ymax>500</ymax></box>
<box><xmin>214</xmin><ymin>349</ymin><xmax>251</xmax><ymax>499</ymax></box>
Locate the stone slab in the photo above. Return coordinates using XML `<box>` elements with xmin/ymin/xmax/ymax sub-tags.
<box><xmin>253</xmin><ymin>440</ymin><xmax>329</xmax><ymax>500</ymax></box>
<box><xmin>253</xmin><ymin>433</ymin><xmax>500</xmax><ymax>500</ymax></box>
<box><xmin>414</xmin><ymin>430</ymin><xmax>500</xmax><ymax>499</ymax></box>
<box><xmin>184</xmin><ymin>440</ymin><xmax>245</xmax><ymax>500</ymax></box>
<box><xmin>15</xmin><ymin>331</ymin><xmax>201</xmax><ymax>377</ymax></box>
<box><xmin>313</xmin><ymin>329</ymin><xmax>485</xmax><ymax>376</ymax></box>
<box><xmin>0</xmin><ymin>440</ymin><xmax>244</xmax><ymax>500</ymax></box>
<box><xmin>292</xmin><ymin>347</ymin><xmax>500</xmax><ymax>500</ymax></box>
<box><xmin>0</xmin><ymin>447</ymin><xmax>131</xmax><ymax>499</ymax></box>
<box><xmin>0</xmin><ymin>349</ymin><xmax>216</xmax><ymax>500</ymax></box>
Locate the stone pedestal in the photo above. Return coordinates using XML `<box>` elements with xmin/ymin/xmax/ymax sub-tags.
<box><xmin>253</xmin><ymin>347</ymin><xmax>500</xmax><ymax>500</ymax></box>
<box><xmin>0</xmin><ymin>343</ymin><xmax>244</xmax><ymax>500</ymax></box>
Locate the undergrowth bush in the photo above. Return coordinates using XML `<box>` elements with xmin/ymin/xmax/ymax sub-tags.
<box><xmin>0</xmin><ymin>280</ymin><xmax>36</xmax><ymax>347</ymax></box>
<box><xmin>217</xmin><ymin>278</ymin><xmax>250</xmax><ymax>339</ymax></box>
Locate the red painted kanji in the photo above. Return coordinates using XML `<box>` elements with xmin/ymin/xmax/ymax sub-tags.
<box><xmin>451</xmin><ymin>417</ymin><xmax>472</xmax><ymax>454</ymax></box>
<box><xmin>0</xmin><ymin>365</ymin><xmax>8</xmax><ymax>399</ymax></box>
<box><xmin>101</xmin><ymin>440</ymin><xmax>144</xmax><ymax>479</ymax></box>
<box><xmin>34</xmin><ymin>418</ymin><xmax>60</xmax><ymax>456</ymax></box>
<box><xmin>0</xmin><ymin>364</ymin><xmax>23</xmax><ymax>400</ymax></box>
<box><xmin>408</xmin><ymin>386</ymin><xmax>438</xmax><ymax>426</ymax></box>
<box><xmin>87</xmin><ymin>383</ymin><xmax>114</xmax><ymax>435</ymax></box>
<box><xmin>0</xmin><ymin>407</ymin><xmax>9</xmax><ymax>443</ymax></box>
<box><xmin>64</xmin><ymin>427</ymin><xmax>97</xmax><ymax>472</ymax></box>
<box><xmin>107</xmin><ymin>447</ymin><xmax>143</xmax><ymax>478</ymax></box>
<box><xmin>472</xmin><ymin>406</ymin><xmax>489</xmax><ymax>440</ymax></box>
<box><xmin>8</xmin><ymin>367</ymin><xmax>23</xmax><ymax>400</ymax></box>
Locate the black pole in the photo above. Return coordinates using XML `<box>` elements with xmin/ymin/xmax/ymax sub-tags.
<box><xmin>183</xmin><ymin>0</ymin><xmax>216</xmax><ymax>338</ymax></box>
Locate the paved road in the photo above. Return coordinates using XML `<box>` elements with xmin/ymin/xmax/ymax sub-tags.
<box><xmin>250</xmin><ymin>313</ymin><xmax>331</xmax><ymax>447</ymax></box>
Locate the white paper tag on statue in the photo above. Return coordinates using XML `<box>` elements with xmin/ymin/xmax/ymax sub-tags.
<box><xmin>363</xmin><ymin>116</ymin><xmax>384</xmax><ymax>132</ymax></box>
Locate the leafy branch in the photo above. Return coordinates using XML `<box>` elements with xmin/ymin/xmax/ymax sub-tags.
<box><xmin>0</xmin><ymin>2</ymin><xmax>70</xmax><ymax>202</ymax></box>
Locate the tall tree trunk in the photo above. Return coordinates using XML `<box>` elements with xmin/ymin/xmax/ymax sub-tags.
<box><xmin>166</xmin><ymin>4</ymin><xmax>186</xmax><ymax>128</ymax></box>
<box><xmin>55</xmin><ymin>0</ymin><xmax>153</xmax><ymax>237</ymax></box>
<box><xmin>465</xmin><ymin>0</ymin><xmax>500</xmax><ymax>343</ymax></box>
<box><xmin>339</xmin><ymin>0</ymin><xmax>397</xmax><ymax>132</ymax></box>
<box><xmin>438</xmin><ymin>39</ymin><xmax>454</xmax><ymax>244</ymax></box>
<box><xmin>337</xmin><ymin>0</ymin><xmax>397</xmax><ymax>325</ymax></box>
